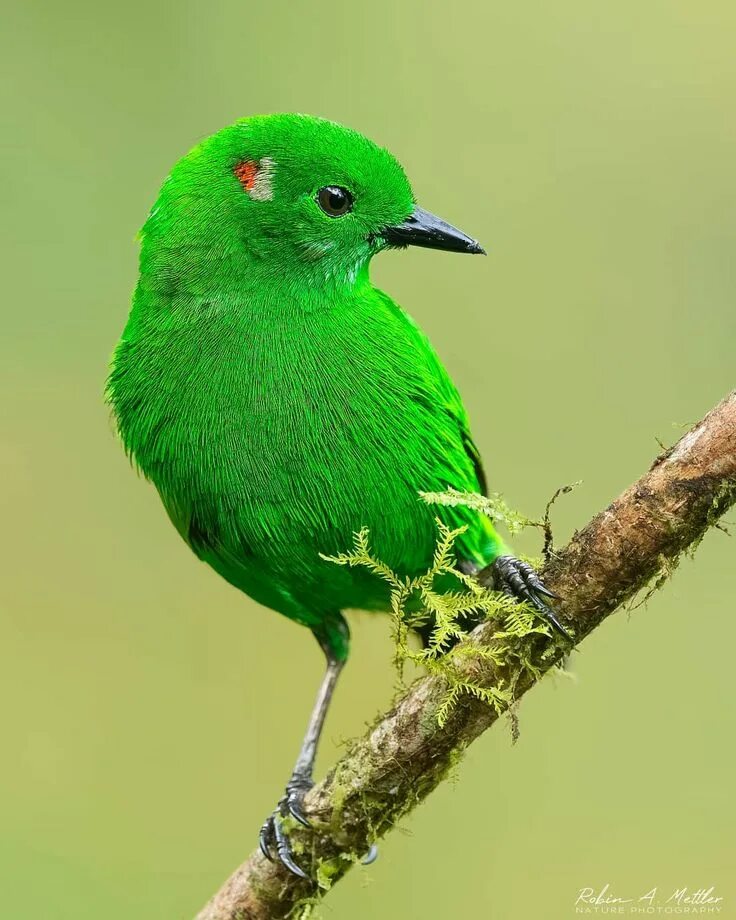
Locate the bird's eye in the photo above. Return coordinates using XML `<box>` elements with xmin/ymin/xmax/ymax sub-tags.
<box><xmin>317</xmin><ymin>186</ymin><xmax>353</xmax><ymax>217</ymax></box>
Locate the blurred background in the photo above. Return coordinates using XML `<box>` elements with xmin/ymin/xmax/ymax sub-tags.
<box><xmin>2</xmin><ymin>1</ymin><xmax>735</xmax><ymax>917</ymax></box>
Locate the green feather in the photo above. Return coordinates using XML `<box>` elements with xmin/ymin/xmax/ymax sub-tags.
<box><xmin>107</xmin><ymin>113</ymin><xmax>502</xmax><ymax>661</ymax></box>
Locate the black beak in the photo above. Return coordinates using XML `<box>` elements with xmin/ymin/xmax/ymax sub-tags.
<box><xmin>380</xmin><ymin>206</ymin><xmax>485</xmax><ymax>255</ymax></box>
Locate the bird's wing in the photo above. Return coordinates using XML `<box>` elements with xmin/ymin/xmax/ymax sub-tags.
<box><xmin>374</xmin><ymin>289</ymin><xmax>488</xmax><ymax>498</ymax></box>
<box><xmin>435</xmin><ymin>397</ymin><xmax>504</xmax><ymax>567</ymax></box>
<box><xmin>396</xmin><ymin>306</ymin><xmax>497</xmax><ymax>562</ymax></box>
<box><xmin>460</xmin><ymin>426</ymin><xmax>488</xmax><ymax>497</ymax></box>
<box><xmin>429</xmin><ymin>358</ymin><xmax>488</xmax><ymax>498</ymax></box>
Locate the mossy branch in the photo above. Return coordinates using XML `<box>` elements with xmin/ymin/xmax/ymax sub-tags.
<box><xmin>196</xmin><ymin>391</ymin><xmax>736</xmax><ymax>920</ymax></box>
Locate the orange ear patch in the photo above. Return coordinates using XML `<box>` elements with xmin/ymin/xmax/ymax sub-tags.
<box><xmin>233</xmin><ymin>158</ymin><xmax>275</xmax><ymax>201</ymax></box>
<box><xmin>234</xmin><ymin>160</ymin><xmax>259</xmax><ymax>192</ymax></box>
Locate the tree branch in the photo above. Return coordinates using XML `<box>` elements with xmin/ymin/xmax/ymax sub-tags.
<box><xmin>196</xmin><ymin>391</ymin><xmax>736</xmax><ymax>920</ymax></box>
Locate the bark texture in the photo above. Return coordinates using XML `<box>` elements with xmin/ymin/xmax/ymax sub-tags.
<box><xmin>196</xmin><ymin>392</ymin><xmax>736</xmax><ymax>920</ymax></box>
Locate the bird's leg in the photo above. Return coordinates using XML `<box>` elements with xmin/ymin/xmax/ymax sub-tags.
<box><xmin>259</xmin><ymin>632</ymin><xmax>345</xmax><ymax>878</ymax></box>
<box><xmin>485</xmin><ymin>555</ymin><xmax>573</xmax><ymax>641</ymax></box>
<box><xmin>282</xmin><ymin>653</ymin><xmax>343</xmax><ymax>824</ymax></box>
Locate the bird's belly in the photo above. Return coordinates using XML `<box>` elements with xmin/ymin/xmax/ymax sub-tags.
<box><xmin>183</xmin><ymin>395</ymin><xmax>461</xmax><ymax>616</ymax></box>
<box><xmin>240</xmin><ymin>410</ymin><xmax>443</xmax><ymax>568</ymax></box>
<box><xmin>174</xmin><ymin>446</ymin><xmax>438</xmax><ymax>621</ymax></box>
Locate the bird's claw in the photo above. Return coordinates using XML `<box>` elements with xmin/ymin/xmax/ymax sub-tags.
<box><xmin>491</xmin><ymin>555</ymin><xmax>572</xmax><ymax>641</ymax></box>
<box><xmin>362</xmin><ymin>843</ymin><xmax>379</xmax><ymax>865</ymax></box>
<box><xmin>259</xmin><ymin>776</ymin><xmax>380</xmax><ymax>878</ymax></box>
<box><xmin>259</xmin><ymin>774</ymin><xmax>314</xmax><ymax>878</ymax></box>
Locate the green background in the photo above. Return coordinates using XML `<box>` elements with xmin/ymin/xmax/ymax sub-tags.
<box><xmin>3</xmin><ymin>1</ymin><xmax>734</xmax><ymax>917</ymax></box>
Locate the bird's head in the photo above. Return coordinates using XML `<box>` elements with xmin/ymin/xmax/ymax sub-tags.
<box><xmin>140</xmin><ymin>114</ymin><xmax>484</xmax><ymax>297</ymax></box>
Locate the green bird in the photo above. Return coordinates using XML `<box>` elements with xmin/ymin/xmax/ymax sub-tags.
<box><xmin>108</xmin><ymin>113</ymin><xmax>567</xmax><ymax>876</ymax></box>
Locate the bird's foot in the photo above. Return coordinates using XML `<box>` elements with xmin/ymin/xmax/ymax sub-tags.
<box><xmin>259</xmin><ymin>774</ymin><xmax>314</xmax><ymax>879</ymax></box>
<box><xmin>490</xmin><ymin>555</ymin><xmax>572</xmax><ymax>641</ymax></box>
<box><xmin>259</xmin><ymin>774</ymin><xmax>379</xmax><ymax>879</ymax></box>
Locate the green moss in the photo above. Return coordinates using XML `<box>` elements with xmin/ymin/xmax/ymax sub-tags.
<box><xmin>324</xmin><ymin>491</ymin><xmax>569</xmax><ymax>731</ymax></box>
<box><xmin>315</xmin><ymin>856</ymin><xmax>346</xmax><ymax>891</ymax></box>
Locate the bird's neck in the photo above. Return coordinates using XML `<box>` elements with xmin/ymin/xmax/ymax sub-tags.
<box><xmin>139</xmin><ymin>216</ymin><xmax>375</xmax><ymax>310</ymax></box>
